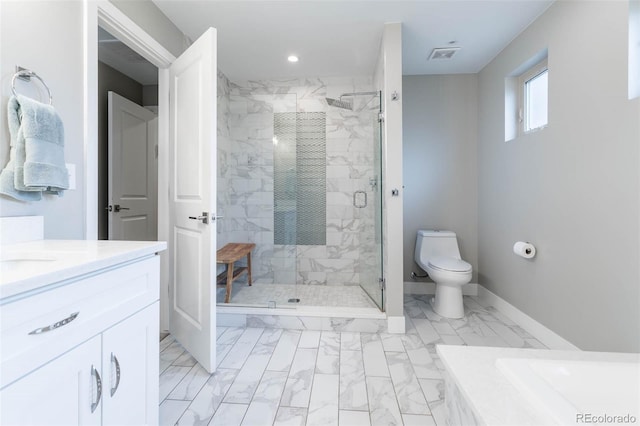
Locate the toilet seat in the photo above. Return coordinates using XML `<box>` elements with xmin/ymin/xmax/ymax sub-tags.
<box><xmin>427</xmin><ymin>256</ymin><xmax>472</xmax><ymax>273</ymax></box>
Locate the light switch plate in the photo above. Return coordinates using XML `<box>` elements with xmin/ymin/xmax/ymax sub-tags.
<box><xmin>66</xmin><ymin>163</ymin><xmax>76</xmax><ymax>190</ymax></box>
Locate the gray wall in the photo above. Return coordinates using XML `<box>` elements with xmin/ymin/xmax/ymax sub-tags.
<box><xmin>478</xmin><ymin>0</ymin><xmax>640</xmax><ymax>352</ymax></box>
<box><xmin>0</xmin><ymin>1</ymin><xmax>86</xmax><ymax>239</ymax></box>
<box><xmin>403</xmin><ymin>75</ymin><xmax>479</xmax><ymax>283</ymax></box>
<box><xmin>97</xmin><ymin>62</ymin><xmax>143</xmax><ymax>240</ymax></box>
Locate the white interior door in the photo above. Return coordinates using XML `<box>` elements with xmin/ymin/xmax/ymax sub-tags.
<box><xmin>108</xmin><ymin>91</ymin><xmax>158</xmax><ymax>241</ymax></box>
<box><xmin>168</xmin><ymin>28</ymin><xmax>217</xmax><ymax>373</ymax></box>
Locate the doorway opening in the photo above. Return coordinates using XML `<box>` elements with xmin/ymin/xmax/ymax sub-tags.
<box><xmin>97</xmin><ymin>26</ymin><xmax>159</xmax><ymax>242</ymax></box>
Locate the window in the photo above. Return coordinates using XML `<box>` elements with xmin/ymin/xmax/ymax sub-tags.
<box><xmin>519</xmin><ymin>59</ymin><xmax>548</xmax><ymax>133</ymax></box>
<box><xmin>504</xmin><ymin>49</ymin><xmax>548</xmax><ymax>142</ymax></box>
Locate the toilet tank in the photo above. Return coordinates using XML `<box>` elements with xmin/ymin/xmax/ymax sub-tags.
<box><xmin>414</xmin><ymin>230</ymin><xmax>462</xmax><ymax>268</ymax></box>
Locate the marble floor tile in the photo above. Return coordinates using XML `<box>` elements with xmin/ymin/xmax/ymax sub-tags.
<box><xmin>160</xmin><ymin>334</ymin><xmax>176</xmax><ymax>352</ymax></box>
<box><xmin>252</xmin><ymin>328</ymin><xmax>284</xmax><ymax>355</ymax></box>
<box><xmin>173</xmin><ymin>350</ymin><xmax>198</xmax><ymax>367</ymax></box>
<box><xmin>159</xmin><ymin>365</ymin><xmax>192</xmax><ymax>402</ymax></box>
<box><xmin>340</xmin><ymin>332</ymin><xmax>362</xmax><ymax>351</ymax></box>
<box><xmin>160</xmin><ymin>341</ymin><xmax>188</xmax><ymax>374</ymax></box>
<box><xmin>339</xmin><ymin>410</ymin><xmax>371</xmax><ymax>426</ymax></box>
<box><xmin>404</xmin><ymin>345</ymin><xmax>442</xmax><ymax>380</ymax></box>
<box><xmin>380</xmin><ymin>333</ymin><xmax>405</xmax><ymax>352</ymax></box>
<box><xmin>316</xmin><ymin>331</ymin><xmax>340</xmax><ymax>374</ymax></box>
<box><xmin>159</xmin><ymin>399</ymin><xmax>190</xmax><ymax>426</ymax></box>
<box><xmin>361</xmin><ymin>334</ymin><xmax>390</xmax><ymax>377</ymax></box>
<box><xmin>209</xmin><ymin>403</ymin><xmax>247</xmax><ymax>426</ymax></box>
<box><xmin>242</xmin><ymin>371</ymin><xmax>289</xmax><ymax>425</ymax></box>
<box><xmin>298</xmin><ymin>330</ymin><xmax>321</xmax><ymax>348</ymax></box>
<box><xmin>159</xmin><ymin>294</ymin><xmax>550</xmax><ymax>426</ymax></box>
<box><xmin>176</xmin><ymin>369</ymin><xmax>238</xmax><ymax>426</ymax></box>
<box><xmin>366</xmin><ymin>376</ymin><xmax>403</xmax><ymax>426</ymax></box>
<box><xmin>307</xmin><ymin>374</ymin><xmax>340</xmax><ymax>426</ymax></box>
<box><xmin>217</xmin><ymin>327</ymin><xmax>246</xmax><ymax>345</ymax></box>
<box><xmin>224</xmin><ymin>353</ymin><xmax>272</xmax><ymax>403</ymax></box>
<box><xmin>281</xmin><ymin>348</ymin><xmax>318</xmax><ymax>407</ymax></box>
<box><xmin>218</xmin><ymin>327</ymin><xmax>264</xmax><ymax>369</ymax></box>
<box><xmin>339</xmin><ymin>350</ymin><xmax>368</xmax><ymax>411</ymax></box>
<box><xmin>274</xmin><ymin>407</ymin><xmax>308</xmax><ymax>426</ymax></box>
<box><xmin>385</xmin><ymin>352</ymin><xmax>430</xmax><ymax>415</ymax></box>
<box><xmin>167</xmin><ymin>363</ymin><xmax>211</xmax><ymax>401</ymax></box>
<box><xmin>216</xmin><ymin>344</ymin><xmax>233</xmax><ymax>367</ymax></box>
<box><xmin>267</xmin><ymin>330</ymin><xmax>302</xmax><ymax>371</ymax></box>
<box><xmin>402</xmin><ymin>414</ymin><xmax>437</xmax><ymax>426</ymax></box>
<box><xmin>485</xmin><ymin>320</ymin><xmax>527</xmax><ymax>347</ymax></box>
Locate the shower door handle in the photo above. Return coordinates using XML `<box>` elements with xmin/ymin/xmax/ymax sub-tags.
<box><xmin>354</xmin><ymin>191</ymin><xmax>367</xmax><ymax>208</ymax></box>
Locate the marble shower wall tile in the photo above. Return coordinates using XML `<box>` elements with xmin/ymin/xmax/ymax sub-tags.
<box><xmin>218</xmin><ymin>73</ymin><xmax>380</xmax><ymax>289</ymax></box>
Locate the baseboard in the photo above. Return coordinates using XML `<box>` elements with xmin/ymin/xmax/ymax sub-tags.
<box><xmin>404</xmin><ymin>281</ymin><xmax>478</xmax><ymax>296</ymax></box>
<box><xmin>387</xmin><ymin>316</ymin><xmax>406</xmax><ymax>334</ymax></box>
<box><xmin>476</xmin><ymin>285</ymin><xmax>580</xmax><ymax>351</ymax></box>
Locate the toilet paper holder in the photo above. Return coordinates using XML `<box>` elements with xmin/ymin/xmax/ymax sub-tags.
<box><xmin>513</xmin><ymin>241</ymin><xmax>536</xmax><ymax>259</ymax></box>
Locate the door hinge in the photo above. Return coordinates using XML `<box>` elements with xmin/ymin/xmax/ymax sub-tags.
<box><xmin>155</xmin><ymin>145</ymin><xmax>158</xmax><ymax>159</ymax></box>
<box><xmin>378</xmin><ymin>112</ymin><xmax>385</xmax><ymax>123</ymax></box>
<box><xmin>379</xmin><ymin>277</ymin><xmax>386</xmax><ymax>290</ymax></box>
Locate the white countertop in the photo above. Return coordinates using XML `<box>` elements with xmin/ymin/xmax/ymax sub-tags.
<box><xmin>437</xmin><ymin>345</ymin><xmax>639</xmax><ymax>426</ymax></box>
<box><xmin>0</xmin><ymin>240</ymin><xmax>167</xmax><ymax>301</ymax></box>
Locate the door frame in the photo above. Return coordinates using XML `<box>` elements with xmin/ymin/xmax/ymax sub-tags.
<box><xmin>85</xmin><ymin>1</ymin><xmax>176</xmax><ymax>331</ymax></box>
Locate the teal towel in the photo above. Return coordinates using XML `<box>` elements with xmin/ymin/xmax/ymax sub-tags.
<box><xmin>0</xmin><ymin>95</ymin><xmax>68</xmax><ymax>201</ymax></box>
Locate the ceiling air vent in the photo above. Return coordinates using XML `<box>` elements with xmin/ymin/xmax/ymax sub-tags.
<box><xmin>429</xmin><ymin>47</ymin><xmax>461</xmax><ymax>60</ymax></box>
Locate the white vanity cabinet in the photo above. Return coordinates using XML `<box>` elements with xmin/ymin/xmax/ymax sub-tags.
<box><xmin>0</xmin><ymin>241</ymin><xmax>165</xmax><ymax>426</ymax></box>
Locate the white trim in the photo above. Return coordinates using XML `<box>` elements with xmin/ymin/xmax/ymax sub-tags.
<box><xmin>217</xmin><ymin>305</ymin><xmax>386</xmax><ymax>320</ymax></box>
<box><xmin>387</xmin><ymin>315</ymin><xmax>406</xmax><ymax>334</ymax></box>
<box><xmin>157</xmin><ymin>69</ymin><xmax>170</xmax><ymax>332</ymax></box>
<box><xmin>85</xmin><ymin>0</ymin><xmax>175</xmax><ymax>329</ymax></box>
<box><xmin>96</xmin><ymin>1</ymin><xmax>176</xmax><ymax>68</ymax></box>
<box><xmin>404</xmin><ymin>281</ymin><xmax>478</xmax><ymax>296</ymax></box>
<box><xmin>477</xmin><ymin>285</ymin><xmax>580</xmax><ymax>351</ymax></box>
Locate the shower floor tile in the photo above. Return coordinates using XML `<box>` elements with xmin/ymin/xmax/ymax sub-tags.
<box><xmin>216</xmin><ymin>282</ymin><xmax>378</xmax><ymax>309</ymax></box>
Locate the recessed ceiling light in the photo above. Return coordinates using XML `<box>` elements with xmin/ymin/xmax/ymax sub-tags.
<box><xmin>287</xmin><ymin>55</ymin><xmax>299</xmax><ymax>63</ymax></box>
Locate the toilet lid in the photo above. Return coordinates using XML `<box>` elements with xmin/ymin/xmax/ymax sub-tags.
<box><xmin>428</xmin><ymin>256</ymin><xmax>472</xmax><ymax>273</ymax></box>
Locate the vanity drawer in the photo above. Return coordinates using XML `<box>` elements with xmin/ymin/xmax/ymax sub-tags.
<box><xmin>0</xmin><ymin>255</ymin><xmax>159</xmax><ymax>388</ymax></box>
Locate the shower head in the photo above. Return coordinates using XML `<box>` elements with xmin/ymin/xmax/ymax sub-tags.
<box><xmin>325</xmin><ymin>97</ymin><xmax>352</xmax><ymax>110</ymax></box>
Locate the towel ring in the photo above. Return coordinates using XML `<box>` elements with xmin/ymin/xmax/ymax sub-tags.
<box><xmin>11</xmin><ymin>68</ymin><xmax>53</xmax><ymax>105</ymax></box>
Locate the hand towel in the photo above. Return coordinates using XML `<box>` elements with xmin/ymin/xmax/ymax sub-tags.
<box><xmin>0</xmin><ymin>95</ymin><xmax>68</xmax><ymax>201</ymax></box>
<box><xmin>0</xmin><ymin>97</ymin><xmax>42</xmax><ymax>201</ymax></box>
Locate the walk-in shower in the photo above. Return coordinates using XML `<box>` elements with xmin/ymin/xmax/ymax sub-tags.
<box><xmin>216</xmin><ymin>77</ymin><xmax>385</xmax><ymax>312</ymax></box>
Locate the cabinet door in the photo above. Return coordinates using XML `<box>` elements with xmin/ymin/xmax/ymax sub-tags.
<box><xmin>0</xmin><ymin>335</ymin><xmax>102</xmax><ymax>426</ymax></box>
<box><xmin>102</xmin><ymin>303</ymin><xmax>159</xmax><ymax>426</ymax></box>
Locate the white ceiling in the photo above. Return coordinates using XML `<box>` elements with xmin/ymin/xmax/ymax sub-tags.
<box><xmin>153</xmin><ymin>0</ymin><xmax>553</xmax><ymax>82</ymax></box>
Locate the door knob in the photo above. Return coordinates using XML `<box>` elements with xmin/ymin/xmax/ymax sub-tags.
<box><xmin>113</xmin><ymin>204</ymin><xmax>129</xmax><ymax>212</ymax></box>
<box><xmin>188</xmin><ymin>212</ymin><xmax>209</xmax><ymax>224</ymax></box>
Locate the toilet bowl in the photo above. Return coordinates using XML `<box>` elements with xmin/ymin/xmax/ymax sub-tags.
<box><xmin>415</xmin><ymin>230</ymin><xmax>472</xmax><ymax>319</ymax></box>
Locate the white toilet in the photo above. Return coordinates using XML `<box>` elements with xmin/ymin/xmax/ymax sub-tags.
<box><xmin>414</xmin><ymin>230</ymin><xmax>472</xmax><ymax>318</ymax></box>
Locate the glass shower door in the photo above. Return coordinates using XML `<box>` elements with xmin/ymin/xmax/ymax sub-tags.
<box><xmin>359</xmin><ymin>91</ymin><xmax>384</xmax><ymax>310</ymax></box>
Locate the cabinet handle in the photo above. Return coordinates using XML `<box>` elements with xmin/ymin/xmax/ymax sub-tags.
<box><xmin>91</xmin><ymin>365</ymin><xmax>102</xmax><ymax>413</ymax></box>
<box><xmin>110</xmin><ymin>353</ymin><xmax>121</xmax><ymax>397</ymax></box>
<box><xmin>28</xmin><ymin>312</ymin><xmax>79</xmax><ymax>335</ymax></box>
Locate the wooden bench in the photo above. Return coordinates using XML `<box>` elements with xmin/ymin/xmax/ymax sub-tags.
<box><xmin>216</xmin><ymin>243</ymin><xmax>256</xmax><ymax>303</ymax></box>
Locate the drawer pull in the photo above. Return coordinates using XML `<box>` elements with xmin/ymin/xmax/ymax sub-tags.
<box><xmin>28</xmin><ymin>312</ymin><xmax>79</xmax><ymax>335</ymax></box>
<box><xmin>91</xmin><ymin>365</ymin><xmax>102</xmax><ymax>413</ymax></box>
<box><xmin>110</xmin><ymin>353</ymin><xmax>121</xmax><ymax>397</ymax></box>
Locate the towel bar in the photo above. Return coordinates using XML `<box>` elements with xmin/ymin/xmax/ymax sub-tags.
<box><xmin>11</xmin><ymin>66</ymin><xmax>53</xmax><ymax>105</ymax></box>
